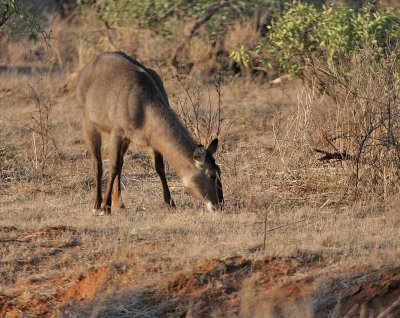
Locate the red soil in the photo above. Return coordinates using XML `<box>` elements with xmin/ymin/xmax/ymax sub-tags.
<box><xmin>1</xmin><ymin>227</ymin><xmax>399</xmax><ymax>317</ymax></box>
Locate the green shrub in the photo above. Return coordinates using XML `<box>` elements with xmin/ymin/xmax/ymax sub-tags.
<box><xmin>83</xmin><ymin>0</ymin><xmax>282</xmax><ymax>43</ymax></box>
<box><xmin>76</xmin><ymin>0</ymin><xmax>285</xmax><ymax>69</ymax></box>
<box><xmin>0</xmin><ymin>0</ymin><xmax>47</xmax><ymax>42</ymax></box>
<box><xmin>231</xmin><ymin>1</ymin><xmax>400</xmax><ymax>75</ymax></box>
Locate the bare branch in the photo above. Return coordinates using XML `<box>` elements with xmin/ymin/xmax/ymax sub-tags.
<box><xmin>313</xmin><ymin>148</ymin><xmax>354</xmax><ymax>161</ymax></box>
<box><xmin>169</xmin><ymin>0</ymin><xmax>231</xmax><ymax>67</ymax></box>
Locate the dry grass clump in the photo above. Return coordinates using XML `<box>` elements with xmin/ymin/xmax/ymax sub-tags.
<box><xmin>302</xmin><ymin>46</ymin><xmax>400</xmax><ymax>200</ymax></box>
<box><xmin>0</xmin><ymin>132</ymin><xmax>28</xmax><ymax>186</ymax></box>
<box><xmin>224</xmin><ymin>17</ymin><xmax>261</xmax><ymax>54</ymax></box>
<box><xmin>257</xmin><ymin>45</ymin><xmax>400</xmax><ymax>208</ymax></box>
<box><xmin>269</xmin><ymin>87</ymin><xmax>349</xmax><ymax>206</ymax></box>
<box><xmin>188</xmin><ymin>37</ymin><xmax>214</xmax><ymax>75</ymax></box>
<box><xmin>25</xmin><ymin>82</ymin><xmax>58</xmax><ymax>181</ymax></box>
<box><xmin>216</xmin><ymin>79</ymin><xmax>348</xmax><ymax>215</ymax></box>
<box><xmin>0</xmin><ymin>75</ymin><xmax>70</xmax><ymax>197</ymax></box>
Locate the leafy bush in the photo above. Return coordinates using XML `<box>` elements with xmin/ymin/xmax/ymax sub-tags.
<box><xmin>231</xmin><ymin>1</ymin><xmax>400</xmax><ymax>75</ymax></box>
<box><xmin>98</xmin><ymin>0</ymin><xmax>280</xmax><ymax>36</ymax></box>
<box><xmin>0</xmin><ymin>0</ymin><xmax>47</xmax><ymax>42</ymax></box>
<box><xmin>79</xmin><ymin>0</ymin><xmax>283</xmax><ymax>69</ymax></box>
<box><xmin>230</xmin><ymin>1</ymin><xmax>400</xmax><ymax>199</ymax></box>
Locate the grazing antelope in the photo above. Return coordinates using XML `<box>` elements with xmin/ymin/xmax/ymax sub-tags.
<box><xmin>76</xmin><ymin>51</ymin><xmax>223</xmax><ymax>215</ymax></box>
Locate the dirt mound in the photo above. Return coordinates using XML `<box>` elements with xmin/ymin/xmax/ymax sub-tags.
<box><xmin>156</xmin><ymin>258</ymin><xmax>400</xmax><ymax>317</ymax></box>
<box><xmin>339</xmin><ymin>268</ymin><xmax>400</xmax><ymax>317</ymax></box>
<box><xmin>62</xmin><ymin>266</ymin><xmax>109</xmax><ymax>302</ymax></box>
<box><xmin>1</xmin><ymin>243</ymin><xmax>399</xmax><ymax>317</ymax></box>
<box><xmin>150</xmin><ymin>255</ymin><xmax>325</xmax><ymax>317</ymax></box>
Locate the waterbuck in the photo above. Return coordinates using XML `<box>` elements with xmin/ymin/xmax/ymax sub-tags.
<box><xmin>76</xmin><ymin>51</ymin><xmax>223</xmax><ymax>215</ymax></box>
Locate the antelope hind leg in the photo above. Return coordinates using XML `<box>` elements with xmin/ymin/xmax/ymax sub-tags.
<box><xmin>82</xmin><ymin>117</ymin><xmax>103</xmax><ymax>214</ymax></box>
<box><xmin>100</xmin><ymin>131</ymin><xmax>125</xmax><ymax>214</ymax></box>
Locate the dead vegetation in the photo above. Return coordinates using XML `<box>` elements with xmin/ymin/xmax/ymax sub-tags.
<box><xmin>1</xmin><ymin>67</ymin><xmax>400</xmax><ymax>316</ymax></box>
<box><xmin>1</xmin><ymin>3</ymin><xmax>400</xmax><ymax>317</ymax></box>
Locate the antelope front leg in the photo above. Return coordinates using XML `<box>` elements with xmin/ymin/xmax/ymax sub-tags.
<box><xmin>100</xmin><ymin>132</ymin><xmax>124</xmax><ymax>215</ymax></box>
<box><xmin>112</xmin><ymin>174</ymin><xmax>124</xmax><ymax>209</ymax></box>
<box><xmin>154</xmin><ymin>150</ymin><xmax>175</xmax><ymax>207</ymax></box>
<box><xmin>93</xmin><ymin>156</ymin><xmax>103</xmax><ymax>211</ymax></box>
<box><xmin>112</xmin><ymin>138</ymin><xmax>130</xmax><ymax>209</ymax></box>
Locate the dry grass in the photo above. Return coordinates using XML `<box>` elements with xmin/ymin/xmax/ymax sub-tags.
<box><xmin>303</xmin><ymin>46</ymin><xmax>400</xmax><ymax>200</ymax></box>
<box><xmin>1</xmin><ymin>68</ymin><xmax>400</xmax><ymax>316</ymax></box>
<box><xmin>1</xmin><ymin>13</ymin><xmax>400</xmax><ymax>316</ymax></box>
<box><xmin>224</xmin><ymin>17</ymin><xmax>260</xmax><ymax>53</ymax></box>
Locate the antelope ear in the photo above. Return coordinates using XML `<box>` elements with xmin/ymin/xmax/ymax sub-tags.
<box><xmin>206</xmin><ymin>138</ymin><xmax>218</xmax><ymax>155</ymax></box>
<box><xmin>193</xmin><ymin>145</ymin><xmax>206</xmax><ymax>165</ymax></box>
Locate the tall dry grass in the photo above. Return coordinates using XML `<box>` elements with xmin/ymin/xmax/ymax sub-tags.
<box><xmin>1</xmin><ymin>10</ymin><xmax>400</xmax><ymax>317</ymax></box>
<box><xmin>301</xmin><ymin>46</ymin><xmax>400</xmax><ymax>200</ymax></box>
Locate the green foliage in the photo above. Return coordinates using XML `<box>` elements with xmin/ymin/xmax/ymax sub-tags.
<box><xmin>0</xmin><ymin>0</ymin><xmax>47</xmax><ymax>42</ymax></box>
<box><xmin>100</xmin><ymin>0</ymin><xmax>185</xmax><ymax>39</ymax></box>
<box><xmin>229</xmin><ymin>44</ymin><xmax>253</xmax><ymax>68</ymax></box>
<box><xmin>86</xmin><ymin>0</ymin><xmax>282</xmax><ymax>40</ymax></box>
<box><xmin>231</xmin><ymin>1</ymin><xmax>400</xmax><ymax>75</ymax></box>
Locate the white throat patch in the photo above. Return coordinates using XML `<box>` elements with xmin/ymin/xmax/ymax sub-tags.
<box><xmin>206</xmin><ymin>201</ymin><xmax>214</xmax><ymax>212</ymax></box>
<box><xmin>182</xmin><ymin>176</ymin><xmax>190</xmax><ymax>187</ymax></box>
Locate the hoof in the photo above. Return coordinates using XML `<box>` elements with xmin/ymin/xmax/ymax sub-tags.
<box><xmin>112</xmin><ymin>200</ymin><xmax>125</xmax><ymax>209</ymax></box>
<box><xmin>167</xmin><ymin>199</ymin><xmax>176</xmax><ymax>209</ymax></box>
<box><xmin>93</xmin><ymin>207</ymin><xmax>111</xmax><ymax>216</ymax></box>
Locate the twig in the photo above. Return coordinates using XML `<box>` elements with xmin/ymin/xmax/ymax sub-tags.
<box><xmin>263</xmin><ymin>210</ymin><xmax>268</xmax><ymax>250</ymax></box>
<box><xmin>259</xmin><ymin>199</ymin><xmax>345</xmax><ymax>234</ymax></box>
<box><xmin>45</xmin><ymin>201</ymin><xmax>59</xmax><ymax>208</ymax></box>
<box><xmin>343</xmin><ymin>304</ymin><xmax>359</xmax><ymax>318</ymax></box>
<box><xmin>376</xmin><ymin>295</ymin><xmax>400</xmax><ymax>317</ymax></box>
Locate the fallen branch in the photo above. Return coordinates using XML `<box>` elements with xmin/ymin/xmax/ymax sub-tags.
<box><xmin>313</xmin><ymin>147</ymin><xmax>354</xmax><ymax>161</ymax></box>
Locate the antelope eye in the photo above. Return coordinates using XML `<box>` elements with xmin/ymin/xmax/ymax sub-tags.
<box><xmin>208</xmin><ymin>170</ymin><xmax>217</xmax><ymax>179</ymax></box>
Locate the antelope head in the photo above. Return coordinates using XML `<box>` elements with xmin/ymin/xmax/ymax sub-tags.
<box><xmin>186</xmin><ymin>138</ymin><xmax>224</xmax><ymax>211</ymax></box>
